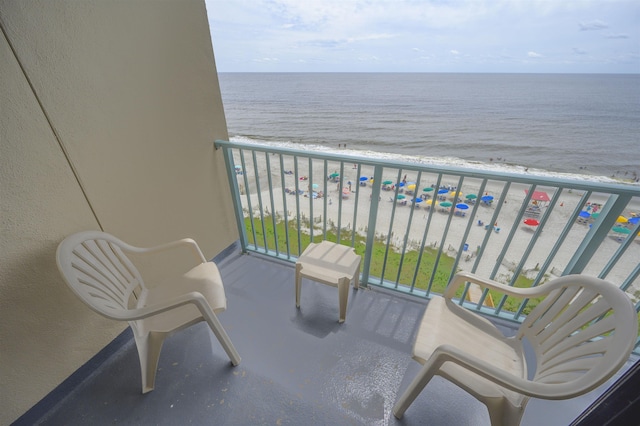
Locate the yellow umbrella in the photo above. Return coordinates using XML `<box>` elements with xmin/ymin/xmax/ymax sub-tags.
<box><xmin>449</xmin><ymin>191</ymin><xmax>462</xmax><ymax>198</ymax></box>
<box><xmin>425</xmin><ymin>199</ymin><xmax>437</xmax><ymax>206</ymax></box>
<box><xmin>406</xmin><ymin>184</ymin><xmax>416</xmax><ymax>191</ymax></box>
<box><xmin>617</xmin><ymin>216</ymin><xmax>628</xmax><ymax>223</ymax></box>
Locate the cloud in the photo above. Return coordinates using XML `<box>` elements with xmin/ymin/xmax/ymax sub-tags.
<box><xmin>605</xmin><ymin>33</ymin><xmax>629</xmax><ymax>39</ymax></box>
<box><xmin>450</xmin><ymin>50</ymin><xmax>460</xmax><ymax>55</ymax></box>
<box><xmin>527</xmin><ymin>51</ymin><xmax>543</xmax><ymax>58</ymax></box>
<box><xmin>579</xmin><ymin>20</ymin><xmax>608</xmax><ymax>31</ymax></box>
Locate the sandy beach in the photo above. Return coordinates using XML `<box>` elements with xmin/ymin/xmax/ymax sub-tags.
<box><xmin>234</xmin><ymin>153</ymin><xmax>640</xmax><ymax>298</ymax></box>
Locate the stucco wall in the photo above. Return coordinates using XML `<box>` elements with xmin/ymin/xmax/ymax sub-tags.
<box><xmin>0</xmin><ymin>1</ymin><xmax>238</xmax><ymax>423</ymax></box>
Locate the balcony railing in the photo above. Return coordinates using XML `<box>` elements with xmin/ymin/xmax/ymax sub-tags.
<box><xmin>215</xmin><ymin>139</ymin><xmax>640</xmax><ymax>348</ymax></box>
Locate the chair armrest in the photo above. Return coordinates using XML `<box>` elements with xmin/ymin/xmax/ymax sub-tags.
<box><xmin>112</xmin><ymin>291</ymin><xmax>216</xmax><ymax>322</ymax></box>
<box><xmin>444</xmin><ymin>271</ymin><xmax>551</xmax><ymax>300</ymax></box>
<box><xmin>126</xmin><ymin>238</ymin><xmax>207</xmax><ymax>264</ymax></box>
<box><xmin>429</xmin><ymin>344</ymin><xmax>572</xmax><ymax>399</ymax></box>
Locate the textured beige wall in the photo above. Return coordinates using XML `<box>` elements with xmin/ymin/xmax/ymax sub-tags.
<box><xmin>0</xmin><ymin>1</ymin><xmax>238</xmax><ymax>423</ymax></box>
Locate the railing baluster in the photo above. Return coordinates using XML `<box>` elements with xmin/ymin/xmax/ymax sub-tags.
<box><xmin>214</xmin><ymin>140</ymin><xmax>640</xmax><ymax>338</ymax></box>
<box><xmin>278</xmin><ymin>154</ymin><xmax>291</xmax><ymax>259</ymax></box>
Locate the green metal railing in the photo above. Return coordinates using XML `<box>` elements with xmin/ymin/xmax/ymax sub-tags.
<box><xmin>216</xmin><ymin>139</ymin><xmax>640</xmax><ymax>346</ymax></box>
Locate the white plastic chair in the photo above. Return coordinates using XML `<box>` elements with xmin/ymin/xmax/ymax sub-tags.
<box><xmin>56</xmin><ymin>231</ymin><xmax>241</xmax><ymax>393</ymax></box>
<box><xmin>393</xmin><ymin>272</ymin><xmax>637</xmax><ymax>426</ymax></box>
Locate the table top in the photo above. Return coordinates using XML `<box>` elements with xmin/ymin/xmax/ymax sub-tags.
<box><xmin>297</xmin><ymin>241</ymin><xmax>360</xmax><ymax>276</ymax></box>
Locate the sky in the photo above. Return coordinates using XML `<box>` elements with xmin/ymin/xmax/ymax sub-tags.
<box><xmin>204</xmin><ymin>0</ymin><xmax>639</xmax><ymax>73</ymax></box>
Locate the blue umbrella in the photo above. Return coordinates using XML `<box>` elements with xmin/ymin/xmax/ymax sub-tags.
<box><xmin>629</xmin><ymin>217</ymin><xmax>640</xmax><ymax>225</ymax></box>
<box><xmin>397</xmin><ymin>182</ymin><xmax>405</xmax><ymax>187</ymax></box>
<box><xmin>579</xmin><ymin>211</ymin><xmax>591</xmax><ymax>218</ymax></box>
<box><xmin>413</xmin><ymin>198</ymin><xmax>423</xmax><ymax>203</ymax></box>
<box><xmin>360</xmin><ymin>176</ymin><xmax>368</xmax><ymax>182</ymax></box>
<box><xmin>456</xmin><ymin>203</ymin><xmax>469</xmax><ymax>210</ymax></box>
<box><xmin>438</xmin><ymin>188</ymin><xmax>449</xmax><ymax>195</ymax></box>
<box><xmin>481</xmin><ymin>195</ymin><xmax>494</xmax><ymax>202</ymax></box>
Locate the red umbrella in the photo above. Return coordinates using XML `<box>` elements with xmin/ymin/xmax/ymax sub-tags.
<box><xmin>524</xmin><ymin>218</ymin><xmax>540</xmax><ymax>226</ymax></box>
<box><xmin>524</xmin><ymin>190</ymin><xmax>550</xmax><ymax>202</ymax></box>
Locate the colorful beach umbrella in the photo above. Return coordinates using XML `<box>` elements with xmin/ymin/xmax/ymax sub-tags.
<box><xmin>612</xmin><ymin>226</ymin><xmax>631</xmax><ymax>234</ymax></box>
<box><xmin>329</xmin><ymin>172</ymin><xmax>340</xmax><ymax>178</ymax></box>
<box><xmin>481</xmin><ymin>195</ymin><xmax>494</xmax><ymax>202</ymax></box>
<box><xmin>456</xmin><ymin>203</ymin><xmax>469</xmax><ymax>210</ymax></box>
<box><xmin>465</xmin><ymin>194</ymin><xmax>477</xmax><ymax>200</ymax></box>
<box><xmin>406</xmin><ymin>184</ymin><xmax>416</xmax><ymax>191</ymax></box>
<box><xmin>382</xmin><ymin>180</ymin><xmax>393</xmax><ymax>185</ymax></box>
<box><xmin>438</xmin><ymin>188</ymin><xmax>449</xmax><ymax>194</ymax></box>
<box><xmin>312</xmin><ymin>183</ymin><xmax>319</xmax><ymax>189</ymax></box>
<box><xmin>590</xmin><ymin>212</ymin><xmax>600</xmax><ymax>220</ymax></box>
<box><xmin>524</xmin><ymin>218</ymin><xmax>540</xmax><ymax>226</ymax></box>
<box><xmin>413</xmin><ymin>198</ymin><xmax>423</xmax><ymax>203</ymax></box>
<box><xmin>628</xmin><ymin>217</ymin><xmax>640</xmax><ymax>225</ymax></box>
<box><xmin>449</xmin><ymin>191</ymin><xmax>462</xmax><ymax>198</ymax></box>
<box><xmin>422</xmin><ymin>187</ymin><xmax>434</xmax><ymax>192</ymax></box>
<box><xmin>396</xmin><ymin>194</ymin><xmax>406</xmax><ymax>200</ymax></box>
<box><xmin>360</xmin><ymin>176</ymin><xmax>368</xmax><ymax>182</ymax></box>
<box><xmin>440</xmin><ymin>201</ymin><xmax>452</xmax><ymax>208</ymax></box>
<box><xmin>616</xmin><ymin>216</ymin><xmax>628</xmax><ymax>223</ymax></box>
<box><xmin>425</xmin><ymin>199</ymin><xmax>437</xmax><ymax>206</ymax></box>
<box><xmin>578</xmin><ymin>211</ymin><xmax>591</xmax><ymax>218</ymax></box>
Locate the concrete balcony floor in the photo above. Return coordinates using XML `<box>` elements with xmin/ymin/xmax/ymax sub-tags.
<box><xmin>27</xmin><ymin>246</ymin><xmax>635</xmax><ymax>426</ymax></box>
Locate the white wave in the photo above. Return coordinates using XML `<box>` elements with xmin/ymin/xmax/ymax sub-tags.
<box><xmin>228</xmin><ymin>136</ymin><xmax>637</xmax><ymax>186</ymax></box>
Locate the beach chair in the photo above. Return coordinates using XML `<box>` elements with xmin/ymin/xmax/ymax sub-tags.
<box><xmin>393</xmin><ymin>273</ymin><xmax>637</xmax><ymax>426</ymax></box>
<box><xmin>56</xmin><ymin>231</ymin><xmax>241</xmax><ymax>393</ymax></box>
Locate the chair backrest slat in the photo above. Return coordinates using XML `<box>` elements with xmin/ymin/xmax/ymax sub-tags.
<box><xmin>57</xmin><ymin>231</ymin><xmax>145</xmax><ymax>319</ymax></box>
<box><xmin>516</xmin><ymin>275</ymin><xmax>636</xmax><ymax>393</ymax></box>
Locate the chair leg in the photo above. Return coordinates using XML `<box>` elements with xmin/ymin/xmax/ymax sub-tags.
<box><xmin>134</xmin><ymin>331</ymin><xmax>166</xmax><ymax>394</ymax></box>
<box><xmin>393</xmin><ymin>362</ymin><xmax>438</xmax><ymax>418</ymax></box>
<box><xmin>204</xmin><ymin>312</ymin><xmax>241</xmax><ymax>366</ymax></box>
<box><xmin>295</xmin><ymin>263</ymin><xmax>302</xmax><ymax>308</ymax></box>
<box><xmin>338</xmin><ymin>277</ymin><xmax>349</xmax><ymax>323</ymax></box>
<box><xmin>485</xmin><ymin>397</ymin><xmax>526</xmax><ymax>426</ymax></box>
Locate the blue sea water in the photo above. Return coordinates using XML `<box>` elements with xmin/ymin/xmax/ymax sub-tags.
<box><xmin>218</xmin><ymin>73</ymin><xmax>640</xmax><ymax>184</ymax></box>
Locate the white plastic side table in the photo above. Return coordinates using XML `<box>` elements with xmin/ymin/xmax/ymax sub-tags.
<box><xmin>295</xmin><ymin>241</ymin><xmax>361</xmax><ymax>323</ymax></box>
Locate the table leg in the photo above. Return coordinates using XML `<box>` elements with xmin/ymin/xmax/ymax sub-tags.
<box><xmin>295</xmin><ymin>263</ymin><xmax>302</xmax><ymax>308</ymax></box>
<box><xmin>338</xmin><ymin>277</ymin><xmax>349</xmax><ymax>323</ymax></box>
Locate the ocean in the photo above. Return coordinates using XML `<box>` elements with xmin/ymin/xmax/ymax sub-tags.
<box><xmin>218</xmin><ymin>73</ymin><xmax>640</xmax><ymax>185</ymax></box>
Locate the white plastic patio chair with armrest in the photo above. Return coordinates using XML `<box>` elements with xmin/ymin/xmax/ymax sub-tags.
<box><xmin>393</xmin><ymin>272</ymin><xmax>637</xmax><ymax>426</ymax></box>
<box><xmin>56</xmin><ymin>231</ymin><xmax>241</xmax><ymax>393</ymax></box>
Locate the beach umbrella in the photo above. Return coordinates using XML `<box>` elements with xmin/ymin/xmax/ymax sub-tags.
<box><xmin>422</xmin><ymin>187</ymin><xmax>434</xmax><ymax>192</ymax></box>
<box><xmin>590</xmin><ymin>212</ymin><xmax>600</xmax><ymax>220</ymax></box>
<box><xmin>234</xmin><ymin>165</ymin><xmax>241</xmax><ymax>170</ymax></box>
<box><xmin>425</xmin><ymin>199</ymin><xmax>437</xmax><ymax>206</ymax></box>
<box><xmin>312</xmin><ymin>183</ymin><xmax>319</xmax><ymax>190</ymax></box>
<box><xmin>612</xmin><ymin>226</ymin><xmax>631</xmax><ymax>234</ymax></box>
<box><xmin>465</xmin><ymin>194</ymin><xmax>477</xmax><ymax>200</ymax></box>
<box><xmin>382</xmin><ymin>180</ymin><xmax>393</xmax><ymax>185</ymax></box>
<box><xmin>628</xmin><ymin>217</ymin><xmax>640</xmax><ymax>225</ymax></box>
<box><xmin>329</xmin><ymin>172</ymin><xmax>340</xmax><ymax>178</ymax></box>
<box><xmin>397</xmin><ymin>182</ymin><xmax>405</xmax><ymax>187</ymax></box>
<box><xmin>481</xmin><ymin>195</ymin><xmax>494</xmax><ymax>202</ymax></box>
<box><xmin>359</xmin><ymin>176</ymin><xmax>368</xmax><ymax>182</ymax></box>
<box><xmin>524</xmin><ymin>218</ymin><xmax>540</xmax><ymax>226</ymax></box>
<box><xmin>578</xmin><ymin>211</ymin><xmax>591</xmax><ymax>218</ymax></box>
<box><xmin>413</xmin><ymin>198</ymin><xmax>423</xmax><ymax>203</ymax></box>
<box><xmin>440</xmin><ymin>201</ymin><xmax>452</xmax><ymax>208</ymax></box>
<box><xmin>616</xmin><ymin>216</ymin><xmax>628</xmax><ymax>223</ymax></box>
<box><xmin>396</xmin><ymin>194</ymin><xmax>406</xmax><ymax>200</ymax></box>
<box><xmin>449</xmin><ymin>191</ymin><xmax>462</xmax><ymax>198</ymax></box>
<box><xmin>407</xmin><ymin>184</ymin><xmax>416</xmax><ymax>191</ymax></box>
<box><xmin>438</xmin><ymin>188</ymin><xmax>448</xmax><ymax>195</ymax></box>
<box><xmin>456</xmin><ymin>203</ymin><xmax>469</xmax><ymax>210</ymax></box>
